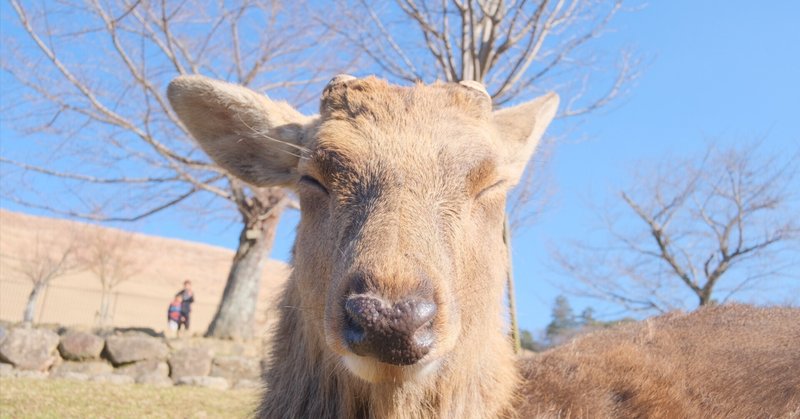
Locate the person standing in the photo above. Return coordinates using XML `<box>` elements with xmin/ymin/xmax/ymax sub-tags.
<box><xmin>175</xmin><ymin>280</ymin><xmax>194</xmax><ymax>333</ymax></box>
<box><xmin>167</xmin><ymin>294</ymin><xmax>183</xmax><ymax>337</ymax></box>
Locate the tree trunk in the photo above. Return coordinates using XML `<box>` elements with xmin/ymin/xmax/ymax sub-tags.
<box><xmin>504</xmin><ymin>216</ymin><xmax>521</xmax><ymax>354</ymax></box>
<box><xmin>206</xmin><ymin>193</ymin><xmax>285</xmax><ymax>340</ymax></box>
<box><xmin>97</xmin><ymin>290</ymin><xmax>112</xmax><ymax>327</ymax></box>
<box><xmin>698</xmin><ymin>289</ymin><xmax>715</xmax><ymax>307</ymax></box>
<box><xmin>22</xmin><ymin>282</ymin><xmax>45</xmax><ymax>326</ymax></box>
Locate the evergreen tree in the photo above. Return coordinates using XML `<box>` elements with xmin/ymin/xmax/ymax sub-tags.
<box><xmin>519</xmin><ymin>329</ymin><xmax>544</xmax><ymax>352</ymax></box>
<box><xmin>546</xmin><ymin>295</ymin><xmax>577</xmax><ymax>343</ymax></box>
<box><xmin>580</xmin><ymin>307</ymin><xmax>597</xmax><ymax>327</ymax></box>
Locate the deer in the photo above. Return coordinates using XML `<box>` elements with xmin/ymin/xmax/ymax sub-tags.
<box><xmin>167</xmin><ymin>74</ymin><xmax>800</xmax><ymax>419</ymax></box>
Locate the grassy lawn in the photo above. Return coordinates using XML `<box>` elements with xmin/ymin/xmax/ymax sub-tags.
<box><xmin>0</xmin><ymin>378</ymin><xmax>258</xmax><ymax>418</ymax></box>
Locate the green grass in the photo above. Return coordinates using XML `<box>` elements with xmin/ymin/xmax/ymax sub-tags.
<box><xmin>0</xmin><ymin>378</ymin><xmax>258</xmax><ymax>418</ymax></box>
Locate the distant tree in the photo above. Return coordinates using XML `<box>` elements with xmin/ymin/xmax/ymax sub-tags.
<box><xmin>519</xmin><ymin>329</ymin><xmax>545</xmax><ymax>352</ymax></box>
<box><xmin>16</xmin><ymin>232</ymin><xmax>79</xmax><ymax>326</ymax></box>
<box><xmin>545</xmin><ymin>295</ymin><xmax>578</xmax><ymax>345</ymax></box>
<box><xmin>79</xmin><ymin>228</ymin><xmax>141</xmax><ymax>327</ymax></box>
<box><xmin>579</xmin><ymin>306</ymin><xmax>597</xmax><ymax>327</ymax></box>
<box><xmin>555</xmin><ymin>141</ymin><xmax>800</xmax><ymax>313</ymax></box>
<box><xmin>541</xmin><ymin>297</ymin><xmax>632</xmax><ymax>348</ymax></box>
<box><xmin>328</xmin><ymin>0</ymin><xmax>637</xmax><ymax>106</ymax></box>
<box><xmin>2</xmin><ymin>1</ymin><xmax>349</xmax><ymax>339</ymax></box>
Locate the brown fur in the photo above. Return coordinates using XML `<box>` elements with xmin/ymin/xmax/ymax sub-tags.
<box><xmin>167</xmin><ymin>75</ymin><xmax>800</xmax><ymax>419</ymax></box>
<box><xmin>517</xmin><ymin>304</ymin><xmax>800</xmax><ymax>418</ymax></box>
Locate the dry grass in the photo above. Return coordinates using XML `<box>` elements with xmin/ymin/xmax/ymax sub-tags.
<box><xmin>0</xmin><ymin>378</ymin><xmax>258</xmax><ymax>418</ymax></box>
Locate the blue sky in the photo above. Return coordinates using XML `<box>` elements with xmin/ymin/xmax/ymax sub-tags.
<box><xmin>512</xmin><ymin>1</ymin><xmax>800</xmax><ymax>329</ymax></box>
<box><xmin>2</xmin><ymin>1</ymin><xmax>798</xmax><ymax>334</ymax></box>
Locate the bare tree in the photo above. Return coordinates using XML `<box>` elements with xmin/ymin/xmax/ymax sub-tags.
<box><xmin>554</xmin><ymin>141</ymin><xmax>800</xmax><ymax>313</ymax></box>
<box><xmin>1</xmin><ymin>1</ymin><xmax>349</xmax><ymax>339</ymax></box>
<box><xmin>327</xmin><ymin>0</ymin><xmax>637</xmax><ymax>105</ymax></box>
<box><xmin>323</xmin><ymin>0</ymin><xmax>640</xmax><ymax>228</ymax></box>
<box><xmin>78</xmin><ymin>227</ymin><xmax>142</xmax><ymax>327</ymax></box>
<box><xmin>15</xmin><ymin>232</ymin><xmax>79</xmax><ymax>326</ymax></box>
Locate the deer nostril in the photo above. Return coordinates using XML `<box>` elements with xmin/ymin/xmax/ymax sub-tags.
<box><xmin>343</xmin><ymin>312</ymin><xmax>366</xmax><ymax>347</ymax></box>
<box><xmin>411</xmin><ymin>301</ymin><xmax>436</xmax><ymax>326</ymax></box>
<box><xmin>343</xmin><ymin>296</ymin><xmax>379</xmax><ymax>351</ymax></box>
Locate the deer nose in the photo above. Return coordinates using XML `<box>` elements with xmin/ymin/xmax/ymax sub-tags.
<box><xmin>343</xmin><ymin>294</ymin><xmax>436</xmax><ymax>366</ymax></box>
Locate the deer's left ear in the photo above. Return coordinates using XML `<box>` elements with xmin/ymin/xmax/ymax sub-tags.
<box><xmin>168</xmin><ymin>75</ymin><xmax>314</xmax><ymax>188</ymax></box>
<box><xmin>492</xmin><ymin>93</ymin><xmax>559</xmax><ymax>184</ymax></box>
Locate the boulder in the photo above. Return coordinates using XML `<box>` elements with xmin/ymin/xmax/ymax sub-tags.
<box><xmin>0</xmin><ymin>328</ymin><xmax>60</xmax><ymax>371</ymax></box>
<box><xmin>167</xmin><ymin>337</ymin><xmax>259</xmax><ymax>357</ymax></box>
<box><xmin>58</xmin><ymin>331</ymin><xmax>104</xmax><ymax>361</ymax></box>
<box><xmin>210</xmin><ymin>355</ymin><xmax>261</xmax><ymax>382</ymax></box>
<box><xmin>52</xmin><ymin>361</ymin><xmax>113</xmax><ymax>377</ymax></box>
<box><xmin>114</xmin><ymin>359</ymin><xmax>169</xmax><ymax>383</ymax></box>
<box><xmin>137</xmin><ymin>374</ymin><xmax>174</xmax><ymax>387</ymax></box>
<box><xmin>165</xmin><ymin>338</ymin><xmax>196</xmax><ymax>351</ymax></box>
<box><xmin>176</xmin><ymin>375</ymin><xmax>230</xmax><ymax>390</ymax></box>
<box><xmin>50</xmin><ymin>351</ymin><xmax>63</xmax><ymax>371</ymax></box>
<box><xmin>105</xmin><ymin>335</ymin><xmax>168</xmax><ymax>365</ymax></box>
<box><xmin>115</xmin><ymin>328</ymin><xmax>161</xmax><ymax>338</ymax></box>
<box><xmin>169</xmin><ymin>346</ymin><xmax>214</xmax><ymax>381</ymax></box>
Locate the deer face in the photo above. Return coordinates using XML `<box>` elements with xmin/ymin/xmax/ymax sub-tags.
<box><xmin>168</xmin><ymin>75</ymin><xmax>558</xmax><ymax>383</ymax></box>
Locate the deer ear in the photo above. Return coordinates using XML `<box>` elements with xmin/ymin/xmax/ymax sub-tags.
<box><xmin>492</xmin><ymin>93</ymin><xmax>559</xmax><ymax>184</ymax></box>
<box><xmin>167</xmin><ymin>75</ymin><xmax>313</xmax><ymax>187</ymax></box>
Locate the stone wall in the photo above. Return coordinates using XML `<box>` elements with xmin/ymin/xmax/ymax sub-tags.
<box><xmin>0</xmin><ymin>325</ymin><xmax>264</xmax><ymax>390</ymax></box>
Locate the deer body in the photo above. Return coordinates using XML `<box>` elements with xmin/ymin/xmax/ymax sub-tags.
<box><xmin>168</xmin><ymin>75</ymin><xmax>800</xmax><ymax>419</ymax></box>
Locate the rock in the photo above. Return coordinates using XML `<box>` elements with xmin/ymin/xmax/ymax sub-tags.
<box><xmin>50</xmin><ymin>351</ymin><xmax>63</xmax><ymax>371</ymax></box>
<box><xmin>90</xmin><ymin>373</ymin><xmax>135</xmax><ymax>385</ymax></box>
<box><xmin>105</xmin><ymin>335</ymin><xmax>168</xmax><ymax>365</ymax></box>
<box><xmin>0</xmin><ymin>362</ymin><xmax>13</xmax><ymax>377</ymax></box>
<box><xmin>52</xmin><ymin>361</ymin><xmax>113</xmax><ymax>377</ymax></box>
<box><xmin>0</xmin><ymin>328</ymin><xmax>60</xmax><ymax>371</ymax></box>
<box><xmin>0</xmin><ymin>325</ymin><xmax>7</xmax><ymax>345</ymax></box>
<box><xmin>114</xmin><ymin>359</ymin><xmax>169</xmax><ymax>384</ymax></box>
<box><xmin>210</xmin><ymin>356</ymin><xmax>261</xmax><ymax>382</ymax></box>
<box><xmin>169</xmin><ymin>346</ymin><xmax>214</xmax><ymax>381</ymax></box>
<box><xmin>165</xmin><ymin>338</ymin><xmax>193</xmax><ymax>351</ymax></box>
<box><xmin>233</xmin><ymin>379</ymin><xmax>261</xmax><ymax>390</ymax></box>
<box><xmin>137</xmin><ymin>374</ymin><xmax>174</xmax><ymax>387</ymax></box>
<box><xmin>168</xmin><ymin>337</ymin><xmax>260</xmax><ymax>357</ymax></box>
<box><xmin>59</xmin><ymin>331</ymin><xmax>104</xmax><ymax>361</ymax></box>
<box><xmin>176</xmin><ymin>375</ymin><xmax>230</xmax><ymax>390</ymax></box>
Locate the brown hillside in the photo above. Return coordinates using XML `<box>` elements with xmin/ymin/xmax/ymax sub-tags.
<box><xmin>0</xmin><ymin>209</ymin><xmax>289</xmax><ymax>336</ymax></box>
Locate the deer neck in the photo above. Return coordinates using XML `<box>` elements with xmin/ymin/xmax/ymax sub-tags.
<box><xmin>259</xmin><ymin>279</ymin><xmax>519</xmax><ymax>419</ymax></box>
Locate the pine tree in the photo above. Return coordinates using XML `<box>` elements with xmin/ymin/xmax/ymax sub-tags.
<box><xmin>546</xmin><ymin>295</ymin><xmax>577</xmax><ymax>344</ymax></box>
<box><xmin>580</xmin><ymin>307</ymin><xmax>597</xmax><ymax>327</ymax></box>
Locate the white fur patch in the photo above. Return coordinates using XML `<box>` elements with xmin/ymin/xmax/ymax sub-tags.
<box><xmin>342</xmin><ymin>354</ymin><xmax>442</xmax><ymax>383</ymax></box>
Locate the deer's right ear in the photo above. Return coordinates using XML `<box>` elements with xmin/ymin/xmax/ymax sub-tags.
<box><xmin>168</xmin><ymin>75</ymin><xmax>313</xmax><ymax>187</ymax></box>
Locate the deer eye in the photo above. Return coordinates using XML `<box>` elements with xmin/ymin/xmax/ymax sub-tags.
<box><xmin>475</xmin><ymin>180</ymin><xmax>506</xmax><ymax>199</ymax></box>
<box><xmin>299</xmin><ymin>175</ymin><xmax>329</xmax><ymax>195</ymax></box>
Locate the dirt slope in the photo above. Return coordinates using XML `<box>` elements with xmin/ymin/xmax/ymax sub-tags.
<box><xmin>0</xmin><ymin>209</ymin><xmax>290</xmax><ymax>336</ymax></box>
